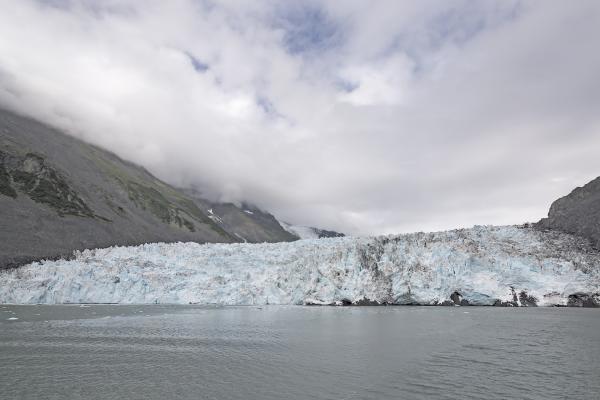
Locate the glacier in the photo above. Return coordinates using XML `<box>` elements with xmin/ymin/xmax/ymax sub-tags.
<box><xmin>1</xmin><ymin>225</ymin><xmax>599</xmax><ymax>306</ymax></box>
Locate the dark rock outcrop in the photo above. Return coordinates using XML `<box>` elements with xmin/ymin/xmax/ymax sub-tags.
<box><xmin>518</xmin><ymin>291</ymin><xmax>538</xmax><ymax>307</ymax></box>
<box><xmin>567</xmin><ymin>293</ymin><xmax>600</xmax><ymax>308</ymax></box>
<box><xmin>312</xmin><ymin>228</ymin><xmax>345</xmax><ymax>238</ymax></box>
<box><xmin>450</xmin><ymin>291</ymin><xmax>470</xmax><ymax>306</ymax></box>
<box><xmin>538</xmin><ymin>177</ymin><xmax>600</xmax><ymax>248</ymax></box>
<box><xmin>353</xmin><ymin>297</ymin><xmax>385</xmax><ymax>306</ymax></box>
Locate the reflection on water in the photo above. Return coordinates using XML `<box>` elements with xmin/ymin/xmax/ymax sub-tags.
<box><xmin>1</xmin><ymin>305</ymin><xmax>599</xmax><ymax>400</ymax></box>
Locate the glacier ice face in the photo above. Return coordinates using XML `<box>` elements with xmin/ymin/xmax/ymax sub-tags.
<box><xmin>0</xmin><ymin>226</ymin><xmax>599</xmax><ymax>305</ymax></box>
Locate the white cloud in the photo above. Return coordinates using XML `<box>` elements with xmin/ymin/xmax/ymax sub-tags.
<box><xmin>338</xmin><ymin>54</ymin><xmax>414</xmax><ymax>106</ymax></box>
<box><xmin>0</xmin><ymin>0</ymin><xmax>599</xmax><ymax>235</ymax></box>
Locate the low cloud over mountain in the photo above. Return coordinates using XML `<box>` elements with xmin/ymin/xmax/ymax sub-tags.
<box><xmin>1</xmin><ymin>1</ymin><xmax>599</xmax><ymax>235</ymax></box>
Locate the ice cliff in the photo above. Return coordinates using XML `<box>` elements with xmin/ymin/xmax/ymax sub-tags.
<box><xmin>1</xmin><ymin>225</ymin><xmax>599</xmax><ymax>306</ymax></box>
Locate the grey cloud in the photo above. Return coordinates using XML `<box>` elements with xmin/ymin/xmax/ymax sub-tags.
<box><xmin>0</xmin><ymin>0</ymin><xmax>599</xmax><ymax>236</ymax></box>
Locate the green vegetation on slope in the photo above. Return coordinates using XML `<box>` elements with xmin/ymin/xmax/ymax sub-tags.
<box><xmin>125</xmin><ymin>181</ymin><xmax>196</xmax><ymax>231</ymax></box>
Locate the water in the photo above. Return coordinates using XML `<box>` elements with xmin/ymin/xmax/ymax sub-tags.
<box><xmin>1</xmin><ymin>305</ymin><xmax>598</xmax><ymax>400</ymax></box>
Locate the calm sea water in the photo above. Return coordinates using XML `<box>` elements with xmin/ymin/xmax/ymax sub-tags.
<box><xmin>1</xmin><ymin>305</ymin><xmax>598</xmax><ymax>400</ymax></box>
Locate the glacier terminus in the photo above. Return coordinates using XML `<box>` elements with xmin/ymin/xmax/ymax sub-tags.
<box><xmin>1</xmin><ymin>225</ymin><xmax>599</xmax><ymax>306</ymax></box>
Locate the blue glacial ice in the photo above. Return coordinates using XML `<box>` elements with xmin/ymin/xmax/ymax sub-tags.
<box><xmin>1</xmin><ymin>226</ymin><xmax>599</xmax><ymax>306</ymax></box>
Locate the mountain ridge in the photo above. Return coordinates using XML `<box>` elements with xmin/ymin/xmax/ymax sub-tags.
<box><xmin>0</xmin><ymin>108</ymin><xmax>340</xmax><ymax>269</ymax></box>
<box><xmin>537</xmin><ymin>177</ymin><xmax>600</xmax><ymax>248</ymax></box>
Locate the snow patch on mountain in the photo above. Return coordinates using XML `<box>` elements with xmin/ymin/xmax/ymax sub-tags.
<box><xmin>206</xmin><ymin>208</ymin><xmax>224</xmax><ymax>224</ymax></box>
<box><xmin>0</xmin><ymin>226</ymin><xmax>599</xmax><ymax>306</ymax></box>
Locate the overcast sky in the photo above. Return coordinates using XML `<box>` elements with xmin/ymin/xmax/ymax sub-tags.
<box><xmin>1</xmin><ymin>0</ymin><xmax>599</xmax><ymax>235</ymax></box>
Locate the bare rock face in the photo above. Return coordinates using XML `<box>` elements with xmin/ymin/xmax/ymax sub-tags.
<box><xmin>538</xmin><ymin>177</ymin><xmax>600</xmax><ymax>249</ymax></box>
<box><xmin>567</xmin><ymin>293</ymin><xmax>600</xmax><ymax>308</ymax></box>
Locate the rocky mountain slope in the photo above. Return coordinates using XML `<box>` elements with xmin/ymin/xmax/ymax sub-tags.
<box><xmin>0</xmin><ymin>108</ymin><xmax>302</xmax><ymax>268</ymax></box>
<box><xmin>1</xmin><ymin>225</ymin><xmax>598</xmax><ymax>306</ymax></box>
<box><xmin>538</xmin><ymin>177</ymin><xmax>600</xmax><ymax>248</ymax></box>
<box><xmin>180</xmin><ymin>188</ymin><xmax>298</xmax><ymax>243</ymax></box>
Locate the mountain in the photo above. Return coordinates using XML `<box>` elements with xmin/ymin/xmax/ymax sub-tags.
<box><xmin>180</xmin><ymin>189</ymin><xmax>298</xmax><ymax>243</ymax></box>
<box><xmin>2</xmin><ymin>225</ymin><xmax>598</xmax><ymax>306</ymax></box>
<box><xmin>0</xmin><ymin>108</ymin><xmax>299</xmax><ymax>268</ymax></box>
<box><xmin>537</xmin><ymin>177</ymin><xmax>600</xmax><ymax>248</ymax></box>
<box><xmin>1</xmin><ymin>113</ymin><xmax>598</xmax><ymax>306</ymax></box>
